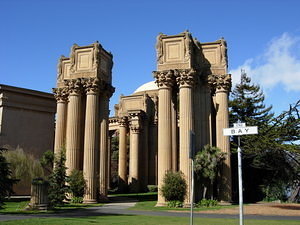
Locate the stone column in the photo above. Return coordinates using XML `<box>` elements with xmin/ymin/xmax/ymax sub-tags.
<box><xmin>65</xmin><ymin>79</ymin><xmax>82</xmax><ymax>175</ymax></box>
<box><xmin>177</xmin><ymin>69</ymin><xmax>195</xmax><ymax>206</ymax></box>
<box><xmin>128</xmin><ymin>112</ymin><xmax>141</xmax><ymax>192</ymax></box>
<box><xmin>118</xmin><ymin>117</ymin><xmax>128</xmax><ymax>190</ymax></box>
<box><xmin>82</xmin><ymin>78</ymin><xmax>100</xmax><ymax>203</ymax></box>
<box><xmin>99</xmin><ymin>89</ymin><xmax>110</xmax><ymax>200</ymax></box>
<box><xmin>171</xmin><ymin>92</ymin><xmax>178</xmax><ymax>171</ymax></box>
<box><xmin>107</xmin><ymin>134</ymin><xmax>112</xmax><ymax>190</ymax></box>
<box><xmin>209</xmin><ymin>74</ymin><xmax>232</xmax><ymax>202</ymax></box>
<box><xmin>153</xmin><ymin>70</ymin><xmax>174</xmax><ymax>206</ymax></box>
<box><xmin>53</xmin><ymin>87</ymin><xmax>68</xmax><ymax>156</ymax></box>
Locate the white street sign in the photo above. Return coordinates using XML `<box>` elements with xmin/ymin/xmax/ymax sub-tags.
<box><xmin>223</xmin><ymin>126</ymin><xmax>258</xmax><ymax>136</ymax></box>
<box><xmin>234</xmin><ymin>123</ymin><xmax>246</xmax><ymax>128</ymax></box>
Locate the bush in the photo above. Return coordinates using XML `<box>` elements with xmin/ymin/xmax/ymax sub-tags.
<box><xmin>196</xmin><ymin>198</ymin><xmax>218</xmax><ymax>208</ymax></box>
<box><xmin>147</xmin><ymin>185</ymin><xmax>158</xmax><ymax>192</ymax></box>
<box><xmin>167</xmin><ymin>200</ymin><xmax>183</xmax><ymax>208</ymax></box>
<box><xmin>71</xmin><ymin>196</ymin><xmax>83</xmax><ymax>204</ymax></box>
<box><xmin>68</xmin><ymin>169</ymin><xmax>86</xmax><ymax>198</ymax></box>
<box><xmin>160</xmin><ymin>171</ymin><xmax>187</xmax><ymax>202</ymax></box>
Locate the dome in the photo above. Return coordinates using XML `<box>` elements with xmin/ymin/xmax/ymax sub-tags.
<box><xmin>133</xmin><ymin>81</ymin><xmax>158</xmax><ymax>93</ymax></box>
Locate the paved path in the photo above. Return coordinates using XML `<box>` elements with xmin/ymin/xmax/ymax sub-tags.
<box><xmin>1</xmin><ymin>197</ymin><xmax>300</xmax><ymax>222</ymax></box>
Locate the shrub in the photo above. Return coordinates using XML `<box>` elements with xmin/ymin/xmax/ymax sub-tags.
<box><xmin>196</xmin><ymin>198</ymin><xmax>218</xmax><ymax>208</ymax></box>
<box><xmin>71</xmin><ymin>196</ymin><xmax>83</xmax><ymax>204</ymax></box>
<box><xmin>68</xmin><ymin>169</ymin><xmax>86</xmax><ymax>198</ymax></box>
<box><xmin>160</xmin><ymin>171</ymin><xmax>187</xmax><ymax>202</ymax></box>
<box><xmin>167</xmin><ymin>200</ymin><xmax>183</xmax><ymax>208</ymax></box>
<box><xmin>147</xmin><ymin>185</ymin><xmax>158</xmax><ymax>192</ymax></box>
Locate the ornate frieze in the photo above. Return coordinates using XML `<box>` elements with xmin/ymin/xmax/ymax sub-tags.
<box><xmin>175</xmin><ymin>68</ymin><xmax>196</xmax><ymax>87</ymax></box>
<box><xmin>208</xmin><ymin>74</ymin><xmax>231</xmax><ymax>92</ymax></box>
<box><xmin>153</xmin><ymin>70</ymin><xmax>175</xmax><ymax>88</ymax></box>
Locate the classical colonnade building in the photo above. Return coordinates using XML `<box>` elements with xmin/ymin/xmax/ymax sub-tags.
<box><xmin>110</xmin><ymin>31</ymin><xmax>232</xmax><ymax>206</ymax></box>
<box><xmin>53</xmin><ymin>42</ymin><xmax>114</xmax><ymax>203</ymax></box>
<box><xmin>52</xmin><ymin>31</ymin><xmax>232</xmax><ymax>206</ymax></box>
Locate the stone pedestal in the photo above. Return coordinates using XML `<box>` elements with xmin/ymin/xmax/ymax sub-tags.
<box><xmin>28</xmin><ymin>178</ymin><xmax>49</xmax><ymax>210</ymax></box>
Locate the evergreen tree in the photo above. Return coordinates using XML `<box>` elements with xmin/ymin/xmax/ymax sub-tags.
<box><xmin>0</xmin><ymin>147</ymin><xmax>18</xmax><ymax>208</ymax></box>
<box><xmin>48</xmin><ymin>149</ymin><xmax>69</xmax><ymax>207</ymax></box>
<box><xmin>229</xmin><ymin>71</ymin><xmax>300</xmax><ymax>202</ymax></box>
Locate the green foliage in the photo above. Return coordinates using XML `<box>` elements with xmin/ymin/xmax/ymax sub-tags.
<box><xmin>0</xmin><ymin>147</ymin><xmax>18</xmax><ymax>208</ymax></box>
<box><xmin>195</xmin><ymin>198</ymin><xmax>218</xmax><ymax>207</ymax></box>
<box><xmin>68</xmin><ymin>169</ymin><xmax>86</xmax><ymax>198</ymax></box>
<box><xmin>194</xmin><ymin>145</ymin><xmax>225</xmax><ymax>199</ymax></box>
<box><xmin>160</xmin><ymin>171</ymin><xmax>187</xmax><ymax>202</ymax></box>
<box><xmin>3</xmin><ymin>147</ymin><xmax>44</xmax><ymax>187</ymax></box>
<box><xmin>48</xmin><ymin>149</ymin><xmax>69</xmax><ymax>207</ymax></box>
<box><xmin>40</xmin><ymin>150</ymin><xmax>54</xmax><ymax>174</ymax></box>
<box><xmin>229</xmin><ymin>71</ymin><xmax>300</xmax><ymax>202</ymax></box>
<box><xmin>167</xmin><ymin>200</ymin><xmax>183</xmax><ymax>208</ymax></box>
<box><xmin>261</xmin><ymin>182</ymin><xmax>288</xmax><ymax>202</ymax></box>
<box><xmin>70</xmin><ymin>196</ymin><xmax>83</xmax><ymax>204</ymax></box>
<box><xmin>111</xmin><ymin>136</ymin><xmax>119</xmax><ymax>160</ymax></box>
<box><xmin>147</xmin><ymin>185</ymin><xmax>158</xmax><ymax>192</ymax></box>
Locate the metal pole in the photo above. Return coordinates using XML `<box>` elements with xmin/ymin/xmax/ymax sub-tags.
<box><xmin>190</xmin><ymin>158</ymin><xmax>194</xmax><ymax>225</ymax></box>
<box><xmin>238</xmin><ymin>136</ymin><xmax>244</xmax><ymax>225</ymax></box>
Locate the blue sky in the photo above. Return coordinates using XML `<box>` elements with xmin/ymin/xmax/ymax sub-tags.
<box><xmin>1</xmin><ymin>0</ymin><xmax>299</xmax><ymax>116</ymax></box>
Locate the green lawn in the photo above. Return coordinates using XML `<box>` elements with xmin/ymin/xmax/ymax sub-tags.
<box><xmin>1</xmin><ymin>215</ymin><xmax>299</xmax><ymax>225</ymax></box>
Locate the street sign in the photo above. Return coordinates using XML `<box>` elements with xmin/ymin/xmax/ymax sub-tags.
<box><xmin>223</xmin><ymin>126</ymin><xmax>258</xmax><ymax>136</ymax></box>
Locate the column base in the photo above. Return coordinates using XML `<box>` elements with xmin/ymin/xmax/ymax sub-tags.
<box><xmin>83</xmin><ymin>199</ymin><xmax>98</xmax><ymax>204</ymax></box>
<box><xmin>155</xmin><ymin>201</ymin><xmax>166</xmax><ymax>207</ymax></box>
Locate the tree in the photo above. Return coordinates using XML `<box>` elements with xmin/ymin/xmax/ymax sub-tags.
<box><xmin>194</xmin><ymin>145</ymin><xmax>225</xmax><ymax>200</ymax></box>
<box><xmin>48</xmin><ymin>149</ymin><xmax>69</xmax><ymax>207</ymax></box>
<box><xmin>229</xmin><ymin>71</ymin><xmax>300</xmax><ymax>202</ymax></box>
<box><xmin>0</xmin><ymin>147</ymin><xmax>18</xmax><ymax>208</ymax></box>
<box><xmin>68</xmin><ymin>169</ymin><xmax>86</xmax><ymax>203</ymax></box>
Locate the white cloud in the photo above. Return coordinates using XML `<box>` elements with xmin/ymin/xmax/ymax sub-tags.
<box><xmin>230</xmin><ymin>33</ymin><xmax>300</xmax><ymax>91</ymax></box>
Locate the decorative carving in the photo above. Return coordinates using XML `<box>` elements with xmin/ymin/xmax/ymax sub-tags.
<box><xmin>57</xmin><ymin>55</ymin><xmax>67</xmax><ymax>80</ymax></box>
<box><xmin>129</xmin><ymin>112</ymin><xmax>142</xmax><ymax>133</ymax></box>
<box><xmin>175</xmin><ymin>68</ymin><xmax>196</xmax><ymax>87</ymax></box>
<box><xmin>93</xmin><ymin>41</ymin><xmax>101</xmax><ymax>70</ymax></box>
<box><xmin>82</xmin><ymin>77</ymin><xmax>100</xmax><ymax>94</ymax></box>
<box><xmin>208</xmin><ymin>74</ymin><xmax>231</xmax><ymax>91</ymax></box>
<box><xmin>183</xmin><ymin>30</ymin><xmax>192</xmax><ymax>62</ymax></box>
<box><xmin>53</xmin><ymin>87</ymin><xmax>68</xmax><ymax>102</ymax></box>
<box><xmin>65</xmin><ymin>78</ymin><xmax>82</xmax><ymax>95</ymax></box>
<box><xmin>156</xmin><ymin>33</ymin><xmax>164</xmax><ymax>64</ymax></box>
<box><xmin>220</xmin><ymin>37</ymin><xmax>228</xmax><ymax>67</ymax></box>
<box><xmin>118</xmin><ymin>116</ymin><xmax>128</xmax><ymax>127</ymax></box>
<box><xmin>153</xmin><ymin>70</ymin><xmax>175</xmax><ymax>88</ymax></box>
<box><xmin>70</xmin><ymin>43</ymin><xmax>79</xmax><ymax>72</ymax></box>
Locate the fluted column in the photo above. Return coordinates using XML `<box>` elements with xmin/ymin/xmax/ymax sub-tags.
<box><xmin>209</xmin><ymin>74</ymin><xmax>232</xmax><ymax>202</ymax></box>
<box><xmin>118</xmin><ymin>117</ymin><xmax>128</xmax><ymax>190</ymax></box>
<box><xmin>65</xmin><ymin>79</ymin><xmax>82</xmax><ymax>176</ymax></box>
<box><xmin>99</xmin><ymin>90</ymin><xmax>110</xmax><ymax>200</ymax></box>
<box><xmin>53</xmin><ymin>87</ymin><xmax>68</xmax><ymax>156</ymax></box>
<box><xmin>153</xmin><ymin>70</ymin><xmax>174</xmax><ymax>206</ymax></box>
<box><xmin>82</xmin><ymin>78</ymin><xmax>100</xmax><ymax>203</ymax></box>
<box><xmin>171</xmin><ymin>92</ymin><xmax>178</xmax><ymax>171</ymax></box>
<box><xmin>177</xmin><ymin>69</ymin><xmax>195</xmax><ymax>206</ymax></box>
<box><xmin>128</xmin><ymin>112</ymin><xmax>141</xmax><ymax>192</ymax></box>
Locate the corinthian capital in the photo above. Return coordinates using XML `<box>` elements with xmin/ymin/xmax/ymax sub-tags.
<box><xmin>53</xmin><ymin>87</ymin><xmax>68</xmax><ymax>102</ymax></box>
<box><xmin>129</xmin><ymin>111</ymin><xmax>142</xmax><ymax>133</ymax></box>
<box><xmin>82</xmin><ymin>77</ymin><xmax>100</xmax><ymax>94</ymax></box>
<box><xmin>175</xmin><ymin>68</ymin><xmax>196</xmax><ymax>87</ymax></box>
<box><xmin>118</xmin><ymin>116</ymin><xmax>128</xmax><ymax>127</ymax></box>
<box><xmin>153</xmin><ymin>70</ymin><xmax>175</xmax><ymax>88</ymax></box>
<box><xmin>208</xmin><ymin>74</ymin><xmax>231</xmax><ymax>92</ymax></box>
<box><xmin>65</xmin><ymin>78</ymin><xmax>82</xmax><ymax>95</ymax></box>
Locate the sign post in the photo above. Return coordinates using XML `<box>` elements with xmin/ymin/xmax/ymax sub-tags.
<box><xmin>189</xmin><ymin>131</ymin><xmax>195</xmax><ymax>225</ymax></box>
<box><xmin>223</xmin><ymin>122</ymin><xmax>258</xmax><ymax>225</ymax></box>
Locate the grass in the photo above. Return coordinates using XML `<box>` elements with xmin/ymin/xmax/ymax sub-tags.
<box><xmin>0</xmin><ymin>199</ymin><xmax>103</xmax><ymax>214</ymax></box>
<box><xmin>0</xmin><ymin>215</ymin><xmax>299</xmax><ymax>225</ymax></box>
